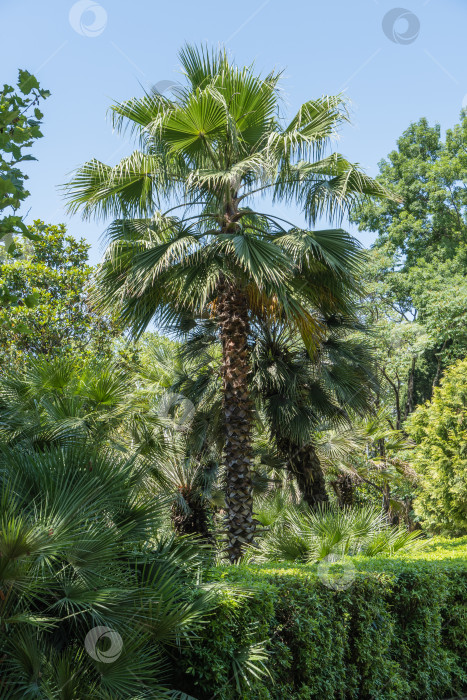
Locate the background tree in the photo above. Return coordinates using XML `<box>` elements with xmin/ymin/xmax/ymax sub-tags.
<box><xmin>165</xmin><ymin>315</ymin><xmax>377</xmax><ymax>512</ymax></box>
<box><xmin>353</xmin><ymin>116</ymin><xmax>467</xmax><ymax>267</ymax></box>
<box><xmin>0</xmin><ymin>70</ymin><xmax>49</xmax><ymax>247</ymax></box>
<box><xmin>64</xmin><ymin>44</ymin><xmax>389</xmax><ymax>561</ymax></box>
<box><xmin>0</xmin><ymin>221</ymin><xmax>120</xmax><ymax>365</ymax></box>
<box><xmin>316</xmin><ymin>410</ymin><xmax>419</xmax><ymax>526</ymax></box>
<box><xmin>406</xmin><ymin>359</ymin><xmax>467</xmax><ymax>534</ymax></box>
<box><xmin>351</xmin><ymin>114</ymin><xmax>467</xmax><ymax>425</ymax></box>
<box><xmin>251</xmin><ymin>316</ymin><xmax>376</xmax><ymax>508</ymax></box>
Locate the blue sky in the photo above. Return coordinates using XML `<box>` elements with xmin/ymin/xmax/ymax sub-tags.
<box><xmin>2</xmin><ymin>0</ymin><xmax>467</xmax><ymax>263</ymax></box>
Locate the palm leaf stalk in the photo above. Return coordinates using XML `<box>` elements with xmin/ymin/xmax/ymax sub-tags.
<box><xmin>63</xmin><ymin>44</ymin><xmax>393</xmax><ymax>561</ymax></box>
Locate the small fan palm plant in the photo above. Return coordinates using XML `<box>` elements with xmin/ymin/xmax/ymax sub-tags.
<box><xmin>157</xmin><ymin>452</ymin><xmax>218</xmax><ymax>541</ymax></box>
<box><xmin>64</xmin><ymin>44</ymin><xmax>392</xmax><ymax>561</ymax></box>
<box><xmin>0</xmin><ymin>443</ymin><xmax>222</xmax><ymax>698</ymax></box>
<box><xmin>0</xmin><ymin>356</ymin><xmax>135</xmax><ymax>449</ymax></box>
<box><xmin>0</xmin><ymin>355</ymin><xmax>179</xmax><ymax>475</ymax></box>
<box><xmin>255</xmin><ymin>503</ymin><xmax>424</xmax><ymax>564</ymax></box>
<box><xmin>127</xmin><ymin>334</ymin><xmax>224</xmax><ymax>541</ymax></box>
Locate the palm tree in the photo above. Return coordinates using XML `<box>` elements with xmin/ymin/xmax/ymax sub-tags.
<box><xmin>177</xmin><ymin>314</ymin><xmax>377</xmax><ymax>510</ymax></box>
<box><xmin>251</xmin><ymin>316</ymin><xmax>376</xmax><ymax>508</ymax></box>
<box><xmin>64</xmin><ymin>44</ymin><xmax>391</xmax><ymax>561</ymax></box>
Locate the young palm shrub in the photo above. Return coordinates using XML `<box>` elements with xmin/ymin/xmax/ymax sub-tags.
<box><xmin>0</xmin><ymin>355</ymin><xmax>182</xmax><ymax>490</ymax></box>
<box><xmin>254</xmin><ymin>489</ymin><xmax>301</xmax><ymax>529</ymax></box>
<box><xmin>127</xmin><ymin>334</ymin><xmax>224</xmax><ymax>542</ymax></box>
<box><xmin>0</xmin><ymin>443</ymin><xmax>221</xmax><ymax>698</ymax></box>
<box><xmin>64</xmin><ymin>44</ymin><xmax>391</xmax><ymax>561</ymax></box>
<box><xmin>0</xmin><ymin>356</ymin><xmax>136</xmax><ymax>450</ymax></box>
<box><xmin>158</xmin><ymin>453</ymin><xmax>218</xmax><ymax>541</ymax></box>
<box><xmin>316</xmin><ymin>409</ymin><xmax>419</xmax><ymax>521</ymax></box>
<box><xmin>255</xmin><ymin>503</ymin><xmax>424</xmax><ymax>564</ymax></box>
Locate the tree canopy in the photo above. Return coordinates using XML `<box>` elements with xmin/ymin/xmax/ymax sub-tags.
<box><xmin>352</xmin><ymin>114</ymin><xmax>467</xmax><ymax>425</ymax></box>
<box><xmin>0</xmin><ymin>221</ymin><xmax>120</xmax><ymax>364</ymax></box>
<box><xmin>0</xmin><ymin>70</ymin><xmax>49</xmax><ymax>248</ymax></box>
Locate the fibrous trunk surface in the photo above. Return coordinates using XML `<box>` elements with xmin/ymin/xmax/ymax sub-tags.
<box><xmin>217</xmin><ymin>277</ymin><xmax>255</xmax><ymax>563</ymax></box>
<box><xmin>171</xmin><ymin>489</ymin><xmax>212</xmax><ymax>541</ymax></box>
<box><xmin>331</xmin><ymin>473</ymin><xmax>355</xmax><ymax>508</ymax></box>
<box><xmin>279</xmin><ymin>438</ymin><xmax>329</xmax><ymax>509</ymax></box>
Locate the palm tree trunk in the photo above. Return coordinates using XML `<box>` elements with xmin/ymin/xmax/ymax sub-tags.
<box><xmin>171</xmin><ymin>490</ymin><xmax>212</xmax><ymax>541</ymax></box>
<box><xmin>331</xmin><ymin>473</ymin><xmax>355</xmax><ymax>507</ymax></box>
<box><xmin>294</xmin><ymin>443</ymin><xmax>329</xmax><ymax>509</ymax></box>
<box><xmin>217</xmin><ymin>277</ymin><xmax>255</xmax><ymax>562</ymax></box>
<box><xmin>278</xmin><ymin>437</ymin><xmax>329</xmax><ymax>509</ymax></box>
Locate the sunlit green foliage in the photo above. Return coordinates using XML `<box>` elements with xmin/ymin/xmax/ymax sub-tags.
<box><xmin>406</xmin><ymin>359</ymin><xmax>467</xmax><ymax>534</ymax></box>
<box><xmin>0</xmin><ymin>221</ymin><xmax>120</xmax><ymax>364</ymax></box>
<box><xmin>253</xmin><ymin>503</ymin><xmax>424</xmax><ymax>563</ymax></box>
<box><xmin>0</xmin><ymin>70</ymin><xmax>49</xmax><ymax>244</ymax></box>
<box><xmin>176</xmin><ymin>537</ymin><xmax>467</xmax><ymax>699</ymax></box>
<box><xmin>352</xmin><ymin>115</ymin><xmax>467</xmax><ymax>424</ymax></box>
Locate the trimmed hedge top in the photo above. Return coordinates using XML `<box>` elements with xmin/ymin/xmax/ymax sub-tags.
<box><xmin>176</xmin><ymin>538</ymin><xmax>467</xmax><ymax>699</ymax></box>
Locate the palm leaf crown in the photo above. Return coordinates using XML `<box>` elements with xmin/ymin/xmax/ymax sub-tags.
<box><xmin>64</xmin><ymin>44</ymin><xmax>391</xmax><ymax>339</ymax></box>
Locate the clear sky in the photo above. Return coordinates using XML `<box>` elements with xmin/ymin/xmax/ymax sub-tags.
<box><xmin>2</xmin><ymin>0</ymin><xmax>467</xmax><ymax>263</ymax></box>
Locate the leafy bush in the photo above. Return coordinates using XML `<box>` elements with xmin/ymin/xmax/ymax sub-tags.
<box><xmin>407</xmin><ymin>358</ymin><xmax>467</xmax><ymax>534</ymax></box>
<box><xmin>176</xmin><ymin>538</ymin><xmax>467</xmax><ymax>699</ymax></box>
<box><xmin>0</xmin><ymin>71</ymin><xmax>49</xmax><ymax>244</ymax></box>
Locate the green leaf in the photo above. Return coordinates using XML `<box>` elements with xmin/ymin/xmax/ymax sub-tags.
<box><xmin>15</xmin><ymin>322</ymin><xmax>34</xmax><ymax>334</ymax></box>
<box><xmin>18</xmin><ymin>69</ymin><xmax>40</xmax><ymax>95</ymax></box>
<box><xmin>6</xmin><ymin>240</ymin><xmax>17</xmax><ymax>255</ymax></box>
<box><xmin>24</xmin><ymin>292</ymin><xmax>40</xmax><ymax>309</ymax></box>
<box><xmin>21</xmin><ymin>226</ymin><xmax>41</xmax><ymax>241</ymax></box>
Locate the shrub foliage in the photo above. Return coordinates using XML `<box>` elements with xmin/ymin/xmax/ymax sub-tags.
<box><xmin>407</xmin><ymin>359</ymin><xmax>467</xmax><ymax>534</ymax></box>
<box><xmin>175</xmin><ymin>539</ymin><xmax>467</xmax><ymax>699</ymax></box>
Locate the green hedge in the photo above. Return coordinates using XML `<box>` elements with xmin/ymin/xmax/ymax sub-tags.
<box><xmin>175</xmin><ymin>538</ymin><xmax>467</xmax><ymax>699</ymax></box>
